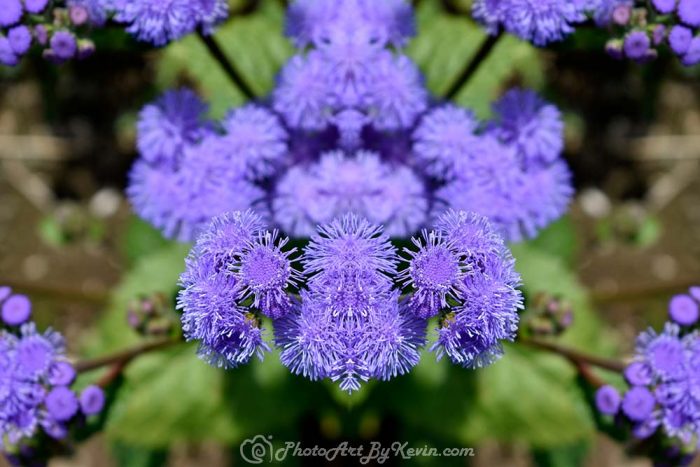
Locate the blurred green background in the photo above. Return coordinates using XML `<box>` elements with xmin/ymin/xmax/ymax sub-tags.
<box><xmin>0</xmin><ymin>0</ymin><xmax>699</xmax><ymax>465</ymax></box>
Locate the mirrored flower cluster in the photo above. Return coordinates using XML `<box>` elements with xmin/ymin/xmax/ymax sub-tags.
<box><xmin>177</xmin><ymin>209</ymin><xmax>523</xmax><ymax>392</ymax></box>
<box><xmin>595</xmin><ymin>287</ymin><xmax>700</xmax><ymax>462</ymax></box>
<box><xmin>128</xmin><ymin>0</ymin><xmax>572</xmax><ymax>244</ymax></box>
<box><xmin>473</xmin><ymin>0</ymin><xmax>700</xmax><ymax>66</ymax></box>
<box><xmin>0</xmin><ymin>287</ymin><xmax>105</xmax><ymax>462</ymax></box>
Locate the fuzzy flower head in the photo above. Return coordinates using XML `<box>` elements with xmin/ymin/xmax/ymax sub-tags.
<box><xmin>490</xmin><ymin>89</ymin><xmax>564</xmax><ymax>166</ymax></box>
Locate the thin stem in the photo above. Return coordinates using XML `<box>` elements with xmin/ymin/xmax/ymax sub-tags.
<box><xmin>444</xmin><ymin>32</ymin><xmax>503</xmax><ymax>100</ymax></box>
<box><xmin>75</xmin><ymin>337</ymin><xmax>181</xmax><ymax>373</ymax></box>
<box><xmin>197</xmin><ymin>31</ymin><xmax>256</xmax><ymax>101</ymax></box>
<box><xmin>520</xmin><ymin>337</ymin><xmax>627</xmax><ymax>373</ymax></box>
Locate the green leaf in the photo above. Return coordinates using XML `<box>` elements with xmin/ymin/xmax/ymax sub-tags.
<box><xmin>156</xmin><ymin>2</ymin><xmax>293</xmax><ymax>118</ymax></box>
<box><xmin>407</xmin><ymin>1</ymin><xmax>544</xmax><ymax>118</ymax></box>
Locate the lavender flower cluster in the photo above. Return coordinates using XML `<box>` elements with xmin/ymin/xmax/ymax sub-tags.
<box><xmin>178</xmin><ymin>209</ymin><xmax>523</xmax><ymax>392</ymax></box>
<box><xmin>473</xmin><ymin>0</ymin><xmax>700</xmax><ymax>66</ymax></box>
<box><xmin>0</xmin><ymin>287</ymin><xmax>105</xmax><ymax>456</ymax></box>
<box><xmin>599</xmin><ymin>0</ymin><xmax>700</xmax><ymax>66</ymax></box>
<box><xmin>129</xmin><ymin>0</ymin><xmax>572</xmax><ymax>244</ymax></box>
<box><xmin>596</xmin><ymin>287</ymin><xmax>700</xmax><ymax>450</ymax></box>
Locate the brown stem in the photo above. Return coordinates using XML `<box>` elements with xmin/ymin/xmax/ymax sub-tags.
<box><xmin>520</xmin><ymin>337</ymin><xmax>626</xmax><ymax>373</ymax></box>
<box><xmin>444</xmin><ymin>31</ymin><xmax>503</xmax><ymax>100</ymax></box>
<box><xmin>75</xmin><ymin>337</ymin><xmax>181</xmax><ymax>373</ymax></box>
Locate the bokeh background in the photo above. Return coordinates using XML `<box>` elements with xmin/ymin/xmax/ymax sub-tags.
<box><xmin>0</xmin><ymin>0</ymin><xmax>699</xmax><ymax>465</ymax></box>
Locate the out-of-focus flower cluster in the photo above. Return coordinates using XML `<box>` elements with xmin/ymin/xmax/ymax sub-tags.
<box><xmin>0</xmin><ymin>287</ymin><xmax>105</xmax><ymax>463</ymax></box>
<box><xmin>473</xmin><ymin>0</ymin><xmax>700</xmax><ymax>66</ymax></box>
<box><xmin>595</xmin><ymin>287</ymin><xmax>700</xmax><ymax>463</ymax></box>
<box><xmin>177</xmin><ymin>209</ymin><xmax>523</xmax><ymax>393</ymax></box>
<box><xmin>128</xmin><ymin>0</ymin><xmax>572</xmax><ymax>244</ymax></box>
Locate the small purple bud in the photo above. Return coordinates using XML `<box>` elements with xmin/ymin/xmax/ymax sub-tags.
<box><xmin>48</xmin><ymin>361</ymin><xmax>76</xmax><ymax>386</ymax></box>
<box><xmin>669</xmin><ymin>26</ymin><xmax>692</xmax><ymax>56</ymax></box>
<box><xmin>69</xmin><ymin>5</ymin><xmax>89</xmax><ymax>26</ymax></box>
<box><xmin>49</xmin><ymin>31</ymin><xmax>77</xmax><ymax>60</ymax></box>
<box><xmin>652</xmin><ymin>25</ymin><xmax>666</xmax><ymax>46</ymax></box>
<box><xmin>595</xmin><ymin>385</ymin><xmax>621</xmax><ymax>415</ymax></box>
<box><xmin>2</xmin><ymin>294</ymin><xmax>32</xmax><ymax>326</ymax></box>
<box><xmin>689</xmin><ymin>286</ymin><xmax>700</xmax><ymax>302</ymax></box>
<box><xmin>605</xmin><ymin>39</ymin><xmax>625</xmax><ymax>60</ymax></box>
<box><xmin>612</xmin><ymin>5</ymin><xmax>632</xmax><ymax>25</ymax></box>
<box><xmin>24</xmin><ymin>0</ymin><xmax>50</xmax><ymax>14</ymax></box>
<box><xmin>0</xmin><ymin>286</ymin><xmax>11</xmax><ymax>303</ymax></box>
<box><xmin>127</xmin><ymin>309</ymin><xmax>141</xmax><ymax>329</ymax></box>
<box><xmin>34</xmin><ymin>25</ymin><xmax>48</xmax><ymax>46</ymax></box>
<box><xmin>624</xmin><ymin>361</ymin><xmax>653</xmax><ymax>386</ymax></box>
<box><xmin>624</xmin><ymin>31</ymin><xmax>651</xmax><ymax>60</ymax></box>
<box><xmin>651</xmin><ymin>0</ymin><xmax>677</xmax><ymax>14</ymax></box>
<box><xmin>45</xmin><ymin>387</ymin><xmax>79</xmax><ymax>422</ymax></box>
<box><xmin>77</xmin><ymin>40</ymin><xmax>95</xmax><ymax>60</ymax></box>
<box><xmin>622</xmin><ymin>386</ymin><xmax>656</xmax><ymax>422</ymax></box>
<box><xmin>79</xmin><ymin>385</ymin><xmax>105</xmax><ymax>415</ymax></box>
<box><xmin>669</xmin><ymin>294</ymin><xmax>699</xmax><ymax>325</ymax></box>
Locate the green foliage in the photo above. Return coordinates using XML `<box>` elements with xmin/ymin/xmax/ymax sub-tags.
<box><xmin>156</xmin><ymin>1</ymin><xmax>293</xmax><ymax>118</ymax></box>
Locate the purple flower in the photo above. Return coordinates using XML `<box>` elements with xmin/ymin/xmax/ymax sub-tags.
<box><xmin>624</xmin><ymin>361</ymin><xmax>653</xmax><ymax>386</ymax></box>
<box><xmin>678</xmin><ymin>0</ymin><xmax>700</xmax><ymax>27</ymax></box>
<box><xmin>79</xmin><ymin>385</ymin><xmax>105</xmax><ymax>416</ymax></box>
<box><xmin>48</xmin><ymin>362</ymin><xmax>76</xmax><ymax>387</ymax></box>
<box><xmin>669</xmin><ymin>26</ymin><xmax>693</xmax><ymax>56</ymax></box>
<box><xmin>2</xmin><ymin>294</ymin><xmax>31</xmax><ymax>326</ymax></box>
<box><xmin>50</xmin><ymin>31</ymin><xmax>78</xmax><ymax>60</ymax></box>
<box><xmin>7</xmin><ymin>26</ymin><xmax>32</xmax><ymax>56</ymax></box>
<box><xmin>45</xmin><ymin>387</ymin><xmax>78</xmax><ymax>422</ymax></box>
<box><xmin>0</xmin><ymin>0</ymin><xmax>22</xmax><ymax>27</ymax></box>
<box><xmin>24</xmin><ymin>0</ymin><xmax>49</xmax><ymax>14</ymax></box>
<box><xmin>272</xmin><ymin>151</ymin><xmax>427</xmax><ymax>238</ymax></box>
<box><xmin>651</xmin><ymin>0</ymin><xmax>677</xmax><ymax>14</ymax></box>
<box><xmin>412</xmin><ymin>105</ymin><xmax>481</xmax><ymax>180</ymax></box>
<box><xmin>220</xmin><ymin>105</ymin><xmax>289</xmax><ymax>179</ymax></box>
<box><xmin>668</xmin><ymin>294</ymin><xmax>699</xmax><ymax>326</ymax></box>
<box><xmin>232</xmin><ymin>230</ymin><xmax>301</xmax><ymax>318</ymax></box>
<box><xmin>636</xmin><ymin>323</ymin><xmax>687</xmax><ymax>381</ymax></box>
<box><xmin>596</xmin><ymin>385</ymin><xmax>622</xmax><ymax>415</ymax></box>
<box><xmin>114</xmin><ymin>0</ymin><xmax>198</xmax><ymax>46</ymax></box>
<box><xmin>622</xmin><ymin>386</ymin><xmax>656</xmax><ymax>422</ymax></box>
<box><xmin>490</xmin><ymin>89</ymin><xmax>564</xmax><ymax>165</ymax></box>
<box><xmin>681</xmin><ymin>37</ymin><xmax>700</xmax><ymax>66</ymax></box>
<box><xmin>624</xmin><ymin>31</ymin><xmax>651</xmax><ymax>60</ymax></box>
<box><xmin>195</xmin><ymin>0</ymin><xmax>229</xmax><ymax>35</ymax></box>
<box><xmin>67</xmin><ymin>0</ymin><xmax>111</xmax><ymax>26</ymax></box>
<box><xmin>0</xmin><ymin>37</ymin><xmax>18</xmax><ymax>67</ymax></box>
<box><xmin>137</xmin><ymin>89</ymin><xmax>208</xmax><ymax>166</ymax></box>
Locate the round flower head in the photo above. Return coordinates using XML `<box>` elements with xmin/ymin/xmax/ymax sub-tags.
<box><xmin>272</xmin><ymin>166</ymin><xmax>329</xmax><ymax>237</ymax></box>
<box><xmin>193</xmin><ymin>210</ymin><xmax>265</xmax><ymax>259</ymax></box>
<box><xmin>668</xmin><ymin>294</ymin><xmax>699</xmax><ymax>326</ymax></box>
<box><xmin>8</xmin><ymin>26</ymin><xmax>32</xmax><ymax>56</ymax></box>
<box><xmin>14</xmin><ymin>324</ymin><xmax>64</xmax><ymax>381</ymax></box>
<box><xmin>273</xmin><ymin>52</ymin><xmax>333</xmax><ymax>131</ymax></box>
<box><xmin>681</xmin><ymin>37</ymin><xmax>700</xmax><ymax>66</ymax></box>
<box><xmin>636</xmin><ymin>323</ymin><xmax>687</xmax><ymax>381</ymax></box>
<box><xmin>220</xmin><ymin>105</ymin><xmax>288</xmax><ymax>179</ymax></box>
<box><xmin>137</xmin><ymin>89</ymin><xmax>208</xmax><ymax>165</ymax></box>
<box><xmin>400</xmin><ymin>231</ymin><xmax>466</xmax><ymax>318</ymax></box>
<box><xmin>624</xmin><ymin>31</ymin><xmax>651</xmax><ymax>60</ymax></box>
<box><xmin>114</xmin><ymin>0</ymin><xmax>198</xmax><ymax>46</ymax></box>
<box><xmin>366</xmin><ymin>53</ymin><xmax>427</xmax><ymax>131</ymax></box>
<box><xmin>678</xmin><ymin>0</ymin><xmax>700</xmax><ymax>27</ymax></box>
<box><xmin>472</xmin><ymin>0</ymin><xmax>504</xmax><ymax>34</ymax></box>
<box><xmin>412</xmin><ymin>105</ymin><xmax>481</xmax><ymax>179</ymax></box>
<box><xmin>24</xmin><ymin>0</ymin><xmax>49</xmax><ymax>14</ymax></box>
<box><xmin>0</xmin><ymin>0</ymin><xmax>22</xmax><ymax>27</ymax></box>
<box><xmin>50</xmin><ymin>31</ymin><xmax>77</xmax><ymax>60</ymax></box>
<box><xmin>500</xmin><ymin>0</ymin><xmax>587</xmax><ymax>46</ymax></box>
<box><xmin>45</xmin><ymin>387</ymin><xmax>78</xmax><ymax>422</ymax></box>
<box><xmin>622</xmin><ymin>386</ymin><xmax>656</xmax><ymax>422</ymax></box>
<box><xmin>490</xmin><ymin>89</ymin><xmax>564</xmax><ymax>166</ymax></box>
<box><xmin>432</xmin><ymin>313</ymin><xmax>505</xmax><ymax>369</ymax></box>
<box><xmin>669</xmin><ymin>26</ymin><xmax>693</xmax><ymax>56</ymax></box>
<box><xmin>48</xmin><ymin>361</ymin><xmax>76</xmax><ymax>386</ymax></box>
<box><xmin>0</xmin><ymin>37</ymin><xmax>18</xmax><ymax>66</ymax></box>
<box><xmin>596</xmin><ymin>385</ymin><xmax>622</xmax><ymax>415</ymax></box>
<box><xmin>651</xmin><ymin>0</ymin><xmax>677</xmax><ymax>13</ymax></box>
<box><xmin>434</xmin><ymin>210</ymin><xmax>505</xmax><ymax>258</ymax></box>
<box><xmin>624</xmin><ymin>361</ymin><xmax>653</xmax><ymax>386</ymax></box>
<box><xmin>79</xmin><ymin>385</ymin><xmax>105</xmax><ymax>415</ymax></box>
<box><xmin>232</xmin><ymin>230</ymin><xmax>301</xmax><ymax>318</ymax></box>
<box><xmin>2</xmin><ymin>294</ymin><xmax>31</xmax><ymax>326</ymax></box>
